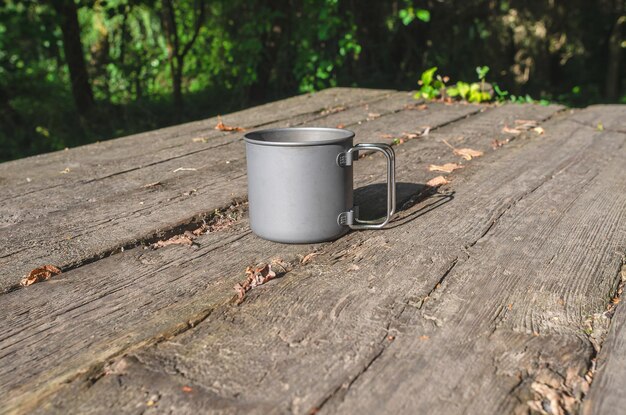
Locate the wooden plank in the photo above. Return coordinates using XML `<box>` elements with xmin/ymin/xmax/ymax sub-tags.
<box><xmin>0</xmin><ymin>93</ymin><xmax>482</xmax><ymax>292</ymax></box>
<box><xmin>0</xmin><ymin>88</ymin><xmax>391</xmax><ymax>232</ymax></box>
<box><xmin>0</xmin><ymin>88</ymin><xmax>393</xmax><ymax>223</ymax></box>
<box><xmin>0</xmin><ymin>103</ymin><xmax>563</xmax><ymax>413</ymax></box>
<box><xmin>27</xmin><ymin>106</ymin><xmax>626</xmax><ymax>415</ymax></box>
<box><xmin>582</xmin><ymin>264</ymin><xmax>626</xmax><ymax>415</ymax></box>
<box><xmin>568</xmin><ymin>104</ymin><xmax>626</xmax><ymax>133</ymax></box>
<box><xmin>0</xmin><ymin>88</ymin><xmax>389</xmax><ymax>185</ymax></box>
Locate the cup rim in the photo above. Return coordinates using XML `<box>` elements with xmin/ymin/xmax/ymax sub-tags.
<box><xmin>244</xmin><ymin>127</ymin><xmax>354</xmax><ymax>147</ymax></box>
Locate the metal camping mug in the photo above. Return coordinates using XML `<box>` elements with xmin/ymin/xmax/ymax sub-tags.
<box><xmin>244</xmin><ymin>127</ymin><xmax>396</xmax><ymax>243</ymax></box>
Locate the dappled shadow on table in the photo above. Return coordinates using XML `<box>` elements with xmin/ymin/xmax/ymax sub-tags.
<box><xmin>354</xmin><ymin>182</ymin><xmax>454</xmax><ymax>229</ymax></box>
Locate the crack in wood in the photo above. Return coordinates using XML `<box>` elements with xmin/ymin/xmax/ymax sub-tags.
<box><xmin>578</xmin><ymin>261</ymin><xmax>626</xmax><ymax>404</ymax></box>
<box><xmin>566</xmin><ymin>118</ymin><xmax>626</xmax><ymax>134</ymax></box>
<box><xmin>83</xmin><ymin>306</ymin><xmax>216</xmax><ymax>392</ymax></box>
<box><xmin>309</xmin><ymin>339</ymin><xmax>387</xmax><ymax>414</ymax></box>
<box><xmin>3</xmin><ymin>198</ymin><xmax>248</xmax><ymax>295</ymax></box>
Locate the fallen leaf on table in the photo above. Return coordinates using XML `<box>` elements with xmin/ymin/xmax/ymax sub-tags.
<box><xmin>503</xmin><ymin>120</ymin><xmax>541</xmax><ymax>135</ymax></box>
<box><xmin>234</xmin><ymin>263</ymin><xmax>277</xmax><ymax>304</ymax></box>
<box><xmin>442</xmin><ymin>139</ymin><xmax>483</xmax><ymax>160</ymax></box>
<box><xmin>336</xmin><ymin>123</ymin><xmax>345</xmax><ymax>129</ymax></box>
<box><xmin>419</xmin><ymin>335</ymin><xmax>430</xmax><ymax>340</ymax></box>
<box><xmin>426</xmin><ymin>176</ymin><xmax>450</xmax><ymax>187</ymax></box>
<box><xmin>59</xmin><ymin>167</ymin><xmax>71</xmax><ymax>174</ymax></box>
<box><xmin>491</xmin><ymin>138</ymin><xmax>510</xmax><ymax>149</ymax></box>
<box><xmin>386</xmin><ymin>128</ymin><xmax>430</xmax><ymax>145</ymax></box>
<box><xmin>320</xmin><ymin>106</ymin><xmax>345</xmax><ymax>116</ymax></box>
<box><xmin>404</xmin><ymin>103</ymin><xmax>428</xmax><ymax>110</ymax></box>
<box><xmin>192</xmin><ymin>136</ymin><xmax>209</xmax><ymax>143</ymax></box>
<box><xmin>182</xmin><ymin>386</ymin><xmax>193</xmax><ymax>393</ymax></box>
<box><xmin>301</xmin><ymin>252</ymin><xmax>319</xmax><ymax>264</ymax></box>
<box><xmin>20</xmin><ymin>265</ymin><xmax>62</xmax><ymax>286</ymax></box>
<box><xmin>597</xmin><ymin>122</ymin><xmax>604</xmax><ymax>131</ymax></box>
<box><xmin>214</xmin><ymin>115</ymin><xmax>245</xmax><ymax>132</ymax></box>
<box><xmin>151</xmin><ymin>232</ymin><xmax>195</xmax><ymax>249</ymax></box>
<box><xmin>428</xmin><ymin>163</ymin><xmax>464</xmax><ymax>173</ymax></box>
<box><xmin>454</xmin><ymin>147</ymin><xmax>483</xmax><ymax>160</ymax></box>
<box><xmin>515</xmin><ymin>119</ymin><xmax>538</xmax><ymax>128</ymax></box>
<box><xmin>502</xmin><ymin>126</ymin><xmax>522</xmax><ymax>135</ymax></box>
<box><xmin>367</xmin><ymin>112</ymin><xmax>381</xmax><ymax>120</ymax></box>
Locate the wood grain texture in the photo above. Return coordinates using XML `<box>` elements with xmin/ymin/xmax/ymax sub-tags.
<box><xmin>0</xmin><ymin>90</ymin><xmax>435</xmax><ymax>292</ymax></box>
<box><xmin>0</xmin><ymin>99</ymin><xmax>500</xmax><ymax>413</ymax></box>
<box><xmin>0</xmin><ymin>102</ymin><xmax>567</xmax><ymax>414</ymax></box>
<box><xmin>27</xmin><ymin>107</ymin><xmax>626</xmax><ymax>415</ymax></box>
<box><xmin>582</xmin><ymin>264</ymin><xmax>626</xmax><ymax>415</ymax></box>
<box><xmin>0</xmin><ymin>88</ymin><xmax>388</xmax><ymax>187</ymax></box>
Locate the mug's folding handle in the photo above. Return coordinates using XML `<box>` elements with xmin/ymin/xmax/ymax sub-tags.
<box><xmin>337</xmin><ymin>143</ymin><xmax>396</xmax><ymax>229</ymax></box>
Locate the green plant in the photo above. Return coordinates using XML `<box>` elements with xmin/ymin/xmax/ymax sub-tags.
<box><xmin>414</xmin><ymin>66</ymin><xmax>447</xmax><ymax>99</ymax></box>
<box><xmin>417</xmin><ymin>66</ymin><xmax>552</xmax><ymax>105</ymax></box>
<box><xmin>398</xmin><ymin>6</ymin><xmax>430</xmax><ymax>26</ymax></box>
<box><xmin>446</xmin><ymin>66</ymin><xmax>491</xmax><ymax>103</ymax></box>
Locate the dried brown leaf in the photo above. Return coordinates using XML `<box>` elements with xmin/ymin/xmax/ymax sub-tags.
<box><xmin>426</xmin><ymin>176</ymin><xmax>450</xmax><ymax>187</ymax></box>
<box><xmin>214</xmin><ymin>115</ymin><xmax>246</xmax><ymax>132</ymax></box>
<box><xmin>533</xmin><ymin>126</ymin><xmax>545</xmax><ymax>135</ymax></box>
<box><xmin>491</xmin><ymin>138</ymin><xmax>510</xmax><ymax>149</ymax></box>
<box><xmin>502</xmin><ymin>126</ymin><xmax>522</xmax><ymax>135</ymax></box>
<box><xmin>20</xmin><ymin>265</ymin><xmax>62</xmax><ymax>286</ymax></box>
<box><xmin>428</xmin><ymin>163</ymin><xmax>463</xmax><ymax>173</ymax></box>
<box><xmin>453</xmin><ymin>147</ymin><xmax>483</xmax><ymax>160</ymax></box>
<box><xmin>336</xmin><ymin>124</ymin><xmax>345</xmax><ymax>129</ymax></box>
<box><xmin>320</xmin><ymin>106</ymin><xmax>345</xmax><ymax>116</ymax></box>
<box><xmin>192</xmin><ymin>136</ymin><xmax>209</xmax><ymax>143</ymax></box>
<box><xmin>151</xmin><ymin>232</ymin><xmax>195</xmax><ymax>249</ymax></box>
<box><xmin>515</xmin><ymin>119</ymin><xmax>538</xmax><ymax>128</ymax></box>
<box><xmin>404</xmin><ymin>103</ymin><xmax>428</xmax><ymax>110</ymax></box>
<box><xmin>367</xmin><ymin>112</ymin><xmax>381</xmax><ymax>120</ymax></box>
<box><xmin>182</xmin><ymin>386</ymin><xmax>193</xmax><ymax>393</ymax></box>
<box><xmin>234</xmin><ymin>263</ymin><xmax>277</xmax><ymax>304</ymax></box>
<box><xmin>301</xmin><ymin>252</ymin><xmax>320</xmax><ymax>264</ymax></box>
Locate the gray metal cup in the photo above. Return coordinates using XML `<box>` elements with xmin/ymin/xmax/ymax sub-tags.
<box><xmin>244</xmin><ymin>127</ymin><xmax>395</xmax><ymax>243</ymax></box>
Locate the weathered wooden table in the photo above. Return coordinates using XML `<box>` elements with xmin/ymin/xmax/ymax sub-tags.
<box><xmin>1</xmin><ymin>88</ymin><xmax>625</xmax><ymax>415</ymax></box>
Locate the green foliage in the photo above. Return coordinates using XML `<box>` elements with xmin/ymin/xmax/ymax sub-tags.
<box><xmin>414</xmin><ymin>66</ymin><xmax>447</xmax><ymax>99</ymax></box>
<box><xmin>422</xmin><ymin>66</ymin><xmax>492</xmax><ymax>103</ymax></box>
<box><xmin>0</xmin><ymin>0</ymin><xmax>623</xmax><ymax>162</ymax></box>
<box><xmin>399</xmin><ymin>6</ymin><xmax>430</xmax><ymax>25</ymax></box>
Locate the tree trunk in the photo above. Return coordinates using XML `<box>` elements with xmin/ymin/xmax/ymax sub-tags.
<box><xmin>605</xmin><ymin>2</ymin><xmax>624</xmax><ymax>101</ymax></box>
<box><xmin>51</xmin><ymin>0</ymin><xmax>94</xmax><ymax>115</ymax></box>
<box><xmin>172</xmin><ymin>58</ymin><xmax>183</xmax><ymax>109</ymax></box>
<box><xmin>160</xmin><ymin>0</ymin><xmax>205</xmax><ymax>110</ymax></box>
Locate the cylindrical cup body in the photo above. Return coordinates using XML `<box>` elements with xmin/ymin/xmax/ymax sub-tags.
<box><xmin>245</xmin><ymin>128</ymin><xmax>353</xmax><ymax>243</ymax></box>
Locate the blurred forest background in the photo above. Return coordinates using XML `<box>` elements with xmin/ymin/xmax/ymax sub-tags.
<box><xmin>1</xmin><ymin>0</ymin><xmax>624</xmax><ymax>162</ymax></box>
